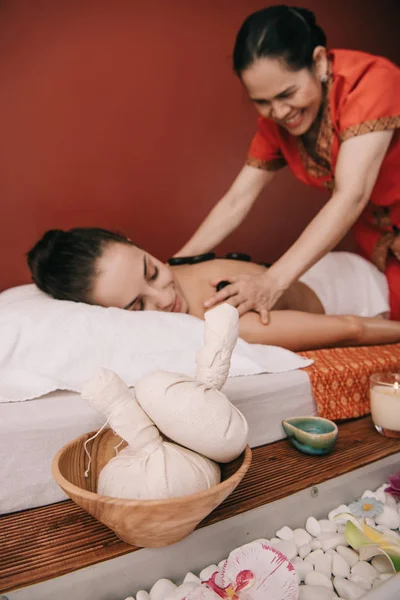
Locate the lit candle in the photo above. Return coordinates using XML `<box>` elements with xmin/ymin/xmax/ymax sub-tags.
<box><xmin>370</xmin><ymin>375</ymin><xmax>400</xmax><ymax>438</ymax></box>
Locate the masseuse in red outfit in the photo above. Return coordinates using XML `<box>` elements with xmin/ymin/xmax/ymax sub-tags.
<box><xmin>176</xmin><ymin>6</ymin><xmax>400</xmax><ymax>322</ymax></box>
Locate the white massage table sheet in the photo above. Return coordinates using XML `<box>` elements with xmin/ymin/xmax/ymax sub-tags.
<box><xmin>0</xmin><ymin>370</ymin><xmax>315</xmax><ymax>514</ymax></box>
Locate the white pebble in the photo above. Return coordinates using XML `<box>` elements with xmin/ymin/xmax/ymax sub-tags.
<box><xmin>305</xmin><ymin>549</ymin><xmax>324</xmax><ymax>565</ymax></box>
<box><xmin>349</xmin><ymin>575</ymin><xmax>371</xmax><ymax>591</ymax></box>
<box><xmin>375</xmin><ymin>505</ymin><xmax>400</xmax><ymax>529</ymax></box>
<box><xmin>270</xmin><ymin>537</ymin><xmax>280</xmax><ymax>543</ymax></box>
<box><xmin>371</xmin><ymin>555</ymin><xmax>393</xmax><ymax>574</ymax></box>
<box><xmin>273</xmin><ymin>539</ymin><xmax>298</xmax><ymax>561</ymax></box>
<box><xmin>305</xmin><ymin>571</ymin><xmax>333</xmax><ymax>590</ymax></box>
<box><xmin>314</xmin><ymin>553</ymin><xmax>332</xmax><ymax>577</ymax></box>
<box><xmin>337</xmin><ymin>525</ymin><xmax>346</xmax><ymax>534</ymax></box>
<box><xmin>382</xmin><ymin>493</ymin><xmax>397</xmax><ymax>508</ymax></box>
<box><xmin>165</xmin><ymin>583</ymin><xmax>198</xmax><ymax>600</ymax></box>
<box><xmin>276</xmin><ymin>525</ymin><xmax>294</xmax><ymax>540</ymax></box>
<box><xmin>361</xmin><ymin>490</ymin><xmax>378</xmax><ymax>500</ymax></box>
<box><xmin>292</xmin><ymin>557</ymin><xmax>313</xmax><ymax>582</ymax></box>
<box><xmin>298</xmin><ymin>585</ymin><xmax>333</xmax><ymax>600</ymax></box>
<box><xmin>336</xmin><ymin>546</ymin><xmax>359</xmax><ymax>568</ymax></box>
<box><xmin>332</xmin><ymin>551</ymin><xmax>350</xmax><ymax>578</ymax></box>
<box><xmin>183</xmin><ymin>573</ymin><xmax>201</xmax><ymax>585</ymax></box>
<box><xmin>319</xmin><ymin>519</ymin><xmax>337</xmax><ymax>533</ymax></box>
<box><xmin>365</xmin><ymin>517</ymin><xmax>375</xmax><ymax>527</ymax></box>
<box><xmin>333</xmin><ymin>576</ymin><xmax>365</xmax><ymax>599</ymax></box>
<box><xmin>328</xmin><ymin>505</ymin><xmax>350</xmax><ymax>524</ymax></box>
<box><xmin>150</xmin><ymin>579</ymin><xmax>177</xmax><ymax>600</ymax></box>
<box><xmin>124</xmin><ymin>597</ymin><xmax>135</xmax><ymax>600</ymax></box>
<box><xmin>306</xmin><ymin>516</ymin><xmax>321</xmax><ymax>537</ymax></box>
<box><xmin>310</xmin><ymin>539</ymin><xmax>322</xmax><ymax>550</ymax></box>
<box><xmin>294</xmin><ymin>528</ymin><xmax>312</xmax><ymax>547</ymax></box>
<box><xmin>320</xmin><ymin>533</ymin><xmax>347</xmax><ymax>551</ymax></box>
<box><xmin>136</xmin><ymin>592</ymin><xmax>151</xmax><ymax>600</ymax></box>
<box><xmin>375</xmin><ymin>487</ymin><xmax>396</xmax><ymax>507</ymax></box>
<box><xmin>199</xmin><ymin>565</ymin><xmax>219</xmax><ymax>581</ymax></box>
<box><xmin>351</xmin><ymin>561</ymin><xmax>378</xmax><ymax>583</ymax></box>
<box><xmin>299</xmin><ymin>543</ymin><xmax>312</xmax><ymax>559</ymax></box>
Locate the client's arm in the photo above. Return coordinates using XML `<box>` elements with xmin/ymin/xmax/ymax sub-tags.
<box><xmin>238</xmin><ymin>311</ymin><xmax>400</xmax><ymax>352</ymax></box>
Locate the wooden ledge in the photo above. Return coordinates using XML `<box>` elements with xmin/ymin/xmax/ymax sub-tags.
<box><xmin>2</xmin><ymin>417</ymin><xmax>400</xmax><ymax>593</ymax></box>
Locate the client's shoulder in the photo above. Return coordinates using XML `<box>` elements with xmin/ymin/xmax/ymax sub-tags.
<box><xmin>202</xmin><ymin>258</ymin><xmax>266</xmax><ymax>278</ymax></box>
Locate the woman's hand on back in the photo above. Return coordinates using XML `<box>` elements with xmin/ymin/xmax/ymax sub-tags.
<box><xmin>204</xmin><ymin>271</ymin><xmax>284</xmax><ymax>324</ymax></box>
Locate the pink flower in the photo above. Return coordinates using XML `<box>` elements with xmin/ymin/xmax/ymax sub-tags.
<box><xmin>200</xmin><ymin>542</ymin><xmax>298</xmax><ymax>600</ymax></box>
<box><xmin>385</xmin><ymin>472</ymin><xmax>400</xmax><ymax>497</ymax></box>
<box><xmin>205</xmin><ymin>570</ymin><xmax>253</xmax><ymax>599</ymax></box>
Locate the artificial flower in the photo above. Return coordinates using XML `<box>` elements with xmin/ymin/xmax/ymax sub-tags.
<box><xmin>385</xmin><ymin>472</ymin><xmax>400</xmax><ymax>497</ymax></box>
<box><xmin>186</xmin><ymin>587</ymin><xmax>220</xmax><ymax>599</ymax></box>
<box><xmin>200</xmin><ymin>542</ymin><xmax>298</xmax><ymax>600</ymax></box>
<box><xmin>348</xmin><ymin>497</ymin><xmax>384</xmax><ymax>519</ymax></box>
<box><xmin>345</xmin><ymin>517</ymin><xmax>400</xmax><ymax>572</ymax></box>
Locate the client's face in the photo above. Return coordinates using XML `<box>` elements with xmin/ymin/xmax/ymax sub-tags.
<box><xmin>91</xmin><ymin>242</ymin><xmax>189</xmax><ymax>314</ymax></box>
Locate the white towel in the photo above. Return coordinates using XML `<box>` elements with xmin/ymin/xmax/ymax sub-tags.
<box><xmin>299</xmin><ymin>252</ymin><xmax>390</xmax><ymax>317</ymax></box>
<box><xmin>0</xmin><ymin>285</ymin><xmax>313</xmax><ymax>402</ymax></box>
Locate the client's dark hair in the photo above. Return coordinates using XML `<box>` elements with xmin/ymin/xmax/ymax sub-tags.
<box><xmin>27</xmin><ymin>227</ymin><xmax>131</xmax><ymax>302</ymax></box>
<box><xmin>233</xmin><ymin>5</ymin><xmax>327</xmax><ymax>76</ymax></box>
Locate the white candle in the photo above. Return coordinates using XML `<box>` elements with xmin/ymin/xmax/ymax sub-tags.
<box><xmin>370</xmin><ymin>382</ymin><xmax>400</xmax><ymax>431</ymax></box>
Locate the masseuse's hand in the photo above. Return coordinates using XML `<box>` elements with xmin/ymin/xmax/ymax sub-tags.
<box><xmin>204</xmin><ymin>272</ymin><xmax>283</xmax><ymax>324</ymax></box>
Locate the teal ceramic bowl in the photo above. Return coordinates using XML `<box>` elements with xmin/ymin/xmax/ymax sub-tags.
<box><xmin>282</xmin><ymin>416</ymin><xmax>338</xmax><ymax>456</ymax></box>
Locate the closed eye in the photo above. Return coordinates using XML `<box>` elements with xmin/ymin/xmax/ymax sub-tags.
<box><xmin>150</xmin><ymin>266</ymin><xmax>159</xmax><ymax>281</ymax></box>
<box><xmin>277</xmin><ymin>91</ymin><xmax>294</xmax><ymax>100</ymax></box>
<box><xmin>253</xmin><ymin>87</ymin><xmax>297</xmax><ymax>105</ymax></box>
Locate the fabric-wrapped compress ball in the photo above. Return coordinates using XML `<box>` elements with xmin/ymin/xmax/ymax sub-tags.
<box><xmin>82</xmin><ymin>368</ymin><xmax>220</xmax><ymax>500</ymax></box>
<box><xmin>136</xmin><ymin>304</ymin><xmax>248</xmax><ymax>463</ymax></box>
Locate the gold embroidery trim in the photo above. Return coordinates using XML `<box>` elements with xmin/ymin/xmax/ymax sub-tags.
<box><xmin>246</xmin><ymin>156</ymin><xmax>287</xmax><ymax>171</ymax></box>
<box><xmin>323</xmin><ymin>179</ymin><xmax>335</xmax><ymax>192</ymax></box>
<box><xmin>370</xmin><ymin>206</ymin><xmax>400</xmax><ymax>271</ymax></box>
<box><xmin>340</xmin><ymin>115</ymin><xmax>400</xmax><ymax>142</ymax></box>
<box><xmin>372</xmin><ymin>231</ymin><xmax>400</xmax><ymax>272</ymax></box>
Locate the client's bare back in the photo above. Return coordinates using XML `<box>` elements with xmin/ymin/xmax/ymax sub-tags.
<box><xmin>172</xmin><ymin>258</ymin><xmax>324</xmax><ymax>319</ymax></box>
<box><xmin>171</xmin><ymin>259</ymin><xmax>400</xmax><ymax>352</ymax></box>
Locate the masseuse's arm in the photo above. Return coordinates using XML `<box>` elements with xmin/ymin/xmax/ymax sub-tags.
<box><xmin>174</xmin><ymin>165</ymin><xmax>275</xmax><ymax>257</ymax></box>
<box><xmin>206</xmin><ymin>129</ymin><xmax>394</xmax><ymax>323</ymax></box>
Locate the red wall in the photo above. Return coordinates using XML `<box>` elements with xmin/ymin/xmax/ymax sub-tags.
<box><xmin>0</xmin><ymin>0</ymin><xmax>399</xmax><ymax>290</ymax></box>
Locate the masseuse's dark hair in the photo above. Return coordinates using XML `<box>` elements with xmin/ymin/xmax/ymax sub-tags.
<box><xmin>27</xmin><ymin>228</ymin><xmax>132</xmax><ymax>302</ymax></box>
<box><xmin>233</xmin><ymin>5</ymin><xmax>327</xmax><ymax>75</ymax></box>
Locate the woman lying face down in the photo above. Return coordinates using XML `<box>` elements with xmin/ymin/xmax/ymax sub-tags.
<box><xmin>27</xmin><ymin>228</ymin><xmax>400</xmax><ymax>352</ymax></box>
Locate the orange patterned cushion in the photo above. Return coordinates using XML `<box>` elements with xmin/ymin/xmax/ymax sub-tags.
<box><xmin>300</xmin><ymin>344</ymin><xmax>400</xmax><ymax>420</ymax></box>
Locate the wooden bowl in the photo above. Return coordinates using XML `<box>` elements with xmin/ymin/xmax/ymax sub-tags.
<box><xmin>52</xmin><ymin>429</ymin><xmax>252</xmax><ymax>548</ymax></box>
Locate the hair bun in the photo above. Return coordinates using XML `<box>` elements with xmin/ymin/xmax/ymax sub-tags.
<box><xmin>41</xmin><ymin>228</ymin><xmax>64</xmax><ymax>246</ymax></box>
<box><xmin>293</xmin><ymin>7</ymin><xmax>317</xmax><ymax>27</ymax></box>
<box><xmin>27</xmin><ymin>229</ymin><xmax>65</xmax><ymax>282</ymax></box>
<box><xmin>233</xmin><ymin>5</ymin><xmax>327</xmax><ymax>76</ymax></box>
